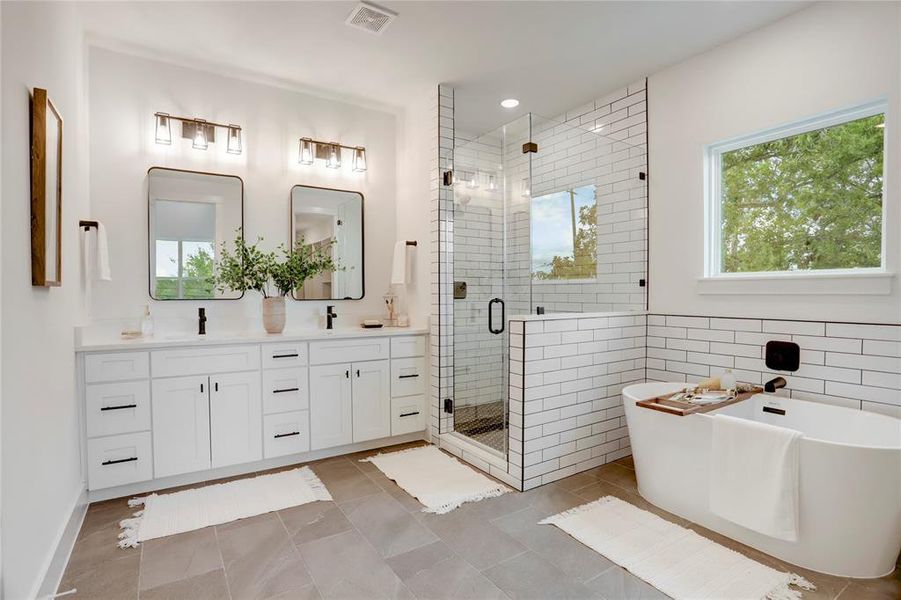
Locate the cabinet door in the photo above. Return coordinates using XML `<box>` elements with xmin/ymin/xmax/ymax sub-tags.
<box><xmin>210</xmin><ymin>372</ymin><xmax>262</xmax><ymax>468</ymax></box>
<box><xmin>309</xmin><ymin>364</ymin><xmax>353</xmax><ymax>450</ymax></box>
<box><xmin>352</xmin><ymin>360</ymin><xmax>391</xmax><ymax>443</ymax></box>
<box><xmin>151</xmin><ymin>376</ymin><xmax>211</xmax><ymax>477</ymax></box>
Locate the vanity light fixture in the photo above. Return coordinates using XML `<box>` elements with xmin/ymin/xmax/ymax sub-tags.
<box><xmin>152</xmin><ymin>112</ymin><xmax>243</xmax><ymax>154</ymax></box>
<box><xmin>299</xmin><ymin>138</ymin><xmax>314</xmax><ymax>165</ymax></box>
<box><xmin>226</xmin><ymin>124</ymin><xmax>242</xmax><ymax>155</ymax></box>
<box><xmin>155</xmin><ymin>112</ymin><xmax>172</xmax><ymax>145</ymax></box>
<box><xmin>487</xmin><ymin>174</ymin><xmax>498</xmax><ymax>191</ymax></box>
<box><xmin>352</xmin><ymin>147</ymin><xmax>367</xmax><ymax>172</ymax></box>
<box><xmin>297</xmin><ymin>137</ymin><xmax>368</xmax><ymax>173</ymax></box>
<box><xmin>520</xmin><ymin>178</ymin><xmax>530</xmax><ymax>198</ymax></box>
<box><xmin>326</xmin><ymin>143</ymin><xmax>342</xmax><ymax>169</ymax></box>
<box><xmin>465</xmin><ymin>171</ymin><xmax>479</xmax><ymax>189</ymax></box>
<box><xmin>192</xmin><ymin>119</ymin><xmax>209</xmax><ymax>150</ymax></box>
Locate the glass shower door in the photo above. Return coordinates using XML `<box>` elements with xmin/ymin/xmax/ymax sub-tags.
<box><xmin>451</xmin><ymin>115</ymin><xmax>532</xmax><ymax>455</ymax></box>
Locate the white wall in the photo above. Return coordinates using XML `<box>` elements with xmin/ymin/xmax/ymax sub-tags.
<box><xmin>88</xmin><ymin>46</ymin><xmax>402</xmax><ymax>334</ymax></box>
<box><xmin>648</xmin><ymin>1</ymin><xmax>901</xmax><ymax>324</ymax></box>
<box><xmin>1</xmin><ymin>2</ymin><xmax>88</xmax><ymax>598</ymax></box>
<box><xmin>395</xmin><ymin>86</ymin><xmax>433</xmax><ymax>326</ymax></box>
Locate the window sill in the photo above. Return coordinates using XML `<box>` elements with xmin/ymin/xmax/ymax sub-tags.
<box><xmin>696</xmin><ymin>271</ymin><xmax>894</xmax><ymax>296</ymax></box>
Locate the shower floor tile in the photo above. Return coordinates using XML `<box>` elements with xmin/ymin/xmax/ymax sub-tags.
<box><xmin>59</xmin><ymin>441</ymin><xmax>899</xmax><ymax>600</ymax></box>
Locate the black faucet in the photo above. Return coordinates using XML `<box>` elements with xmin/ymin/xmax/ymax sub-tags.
<box><xmin>198</xmin><ymin>307</ymin><xmax>207</xmax><ymax>335</ymax></box>
<box><xmin>326</xmin><ymin>305</ymin><xmax>337</xmax><ymax>330</ymax></box>
<box><xmin>764</xmin><ymin>376</ymin><xmax>786</xmax><ymax>393</ymax></box>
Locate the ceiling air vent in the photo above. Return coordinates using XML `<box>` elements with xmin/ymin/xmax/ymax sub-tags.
<box><xmin>345</xmin><ymin>2</ymin><xmax>397</xmax><ymax>35</ymax></box>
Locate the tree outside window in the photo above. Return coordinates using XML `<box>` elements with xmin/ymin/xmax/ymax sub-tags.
<box><xmin>531</xmin><ymin>184</ymin><xmax>597</xmax><ymax>280</ymax></box>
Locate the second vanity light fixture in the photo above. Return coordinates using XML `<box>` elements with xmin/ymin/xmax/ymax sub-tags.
<box><xmin>155</xmin><ymin>112</ymin><xmax>242</xmax><ymax>155</ymax></box>
<box><xmin>298</xmin><ymin>137</ymin><xmax>367</xmax><ymax>172</ymax></box>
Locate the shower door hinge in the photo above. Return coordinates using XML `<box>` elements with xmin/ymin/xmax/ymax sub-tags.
<box><xmin>639</xmin><ymin>171</ymin><xmax>647</xmax><ymax>180</ymax></box>
<box><xmin>522</xmin><ymin>142</ymin><xmax>538</xmax><ymax>154</ymax></box>
<box><xmin>443</xmin><ymin>170</ymin><xmax>454</xmax><ymax>186</ymax></box>
<box><xmin>443</xmin><ymin>398</ymin><xmax>454</xmax><ymax>414</ymax></box>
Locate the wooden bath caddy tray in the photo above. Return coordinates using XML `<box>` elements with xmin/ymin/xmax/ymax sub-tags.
<box><xmin>636</xmin><ymin>387</ymin><xmax>763</xmax><ymax>416</ymax></box>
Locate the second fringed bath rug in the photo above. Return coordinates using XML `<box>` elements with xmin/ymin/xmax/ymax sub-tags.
<box><xmin>361</xmin><ymin>445</ymin><xmax>509</xmax><ymax>514</ymax></box>
<box><xmin>540</xmin><ymin>496</ymin><xmax>815</xmax><ymax>600</ymax></box>
<box><xmin>118</xmin><ymin>467</ymin><xmax>331</xmax><ymax>547</ymax></box>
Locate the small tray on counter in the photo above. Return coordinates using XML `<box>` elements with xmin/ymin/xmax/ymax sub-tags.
<box><xmin>636</xmin><ymin>387</ymin><xmax>763</xmax><ymax>416</ymax></box>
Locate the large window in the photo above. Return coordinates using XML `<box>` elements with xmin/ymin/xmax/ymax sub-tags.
<box><xmin>154</xmin><ymin>239</ymin><xmax>215</xmax><ymax>299</ymax></box>
<box><xmin>531</xmin><ymin>184</ymin><xmax>597</xmax><ymax>280</ymax></box>
<box><xmin>707</xmin><ymin>103</ymin><xmax>885</xmax><ymax>277</ymax></box>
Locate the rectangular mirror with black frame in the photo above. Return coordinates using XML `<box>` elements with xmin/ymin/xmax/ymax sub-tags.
<box><xmin>291</xmin><ymin>185</ymin><xmax>363</xmax><ymax>300</ymax></box>
<box><xmin>148</xmin><ymin>167</ymin><xmax>244</xmax><ymax>300</ymax></box>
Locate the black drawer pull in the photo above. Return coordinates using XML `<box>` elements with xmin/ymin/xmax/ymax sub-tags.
<box><xmin>273</xmin><ymin>387</ymin><xmax>300</xmax><ymax>394</ymax></box>
<box><xmin>399</xmin><ymin>411</ymin><xmax>420</xmax><ymax>418</ymax></box>
<box><xmin>102</xmin><ymin>457</ymin><xmax>138</xmax><ymax>466</ymax></box>
<box><xmin>398</xmin><ymin>374</ymin><xmax>420</xmax><ymax>379</ymax></box>
<box><xmin>274</xmin><ymin>431</ymin><xmax>300</xmax><ymax>439</ymax></box>
<box><xmin>272</xmin><ymin>353</ymin><xmax>299</xmax><ymax>359</ymax></box>
<box><xmin>100</xmin><ymin>404</ymin><xmax>138</xmax><ymax>411</ymax></box>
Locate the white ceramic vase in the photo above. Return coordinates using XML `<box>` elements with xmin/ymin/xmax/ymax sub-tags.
<box><xmin>262</xmin><ymin>296</ymin><xmax>286</xmax><ymax>334</ymax></box>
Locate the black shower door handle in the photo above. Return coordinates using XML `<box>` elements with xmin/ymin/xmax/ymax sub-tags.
<box><xmin>488</xmin><ymin>298</ymin><xmax>505</xmax><ymax>334</ymax></box>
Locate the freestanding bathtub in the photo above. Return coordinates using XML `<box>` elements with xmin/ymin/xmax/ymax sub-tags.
<box><xmin>623</xmin><ymin>382</ymin><xmax>901</xmax><ymax>579</ymax></box>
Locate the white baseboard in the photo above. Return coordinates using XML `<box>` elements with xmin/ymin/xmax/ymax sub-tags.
<box><xmin>34</xmin><ymin>486</ymin><xmax>88</xmax><ymax>600</ymax></box>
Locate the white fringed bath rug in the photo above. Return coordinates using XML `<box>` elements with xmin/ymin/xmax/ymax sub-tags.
<box><xmin>361</xmin><ymin>445</ymin><xmax>509</xmax><ymax>514</ymax></box>
<box><xmin>118</xmin><ymin>467</ymin><xmax>331</xmax><ymax>547</ymax></box>
<box><xmin>540</xmin><ymin>496</ymin><xmax>815</xmax><ymax>600</ymax></box>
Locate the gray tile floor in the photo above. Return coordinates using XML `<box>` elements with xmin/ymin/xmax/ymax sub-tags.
<box><xmin>60</xmin><ymin>442</ymin><xmax>901</xmax><ymax>600</ymax></box>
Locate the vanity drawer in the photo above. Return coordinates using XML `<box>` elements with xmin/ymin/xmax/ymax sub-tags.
<box><xmin>262</xmin><ymin>342</ymin><xmax>308</xmax><ymax>369</ymax></box>
<box><xmin>391</xmin><ymin>395</ymin><xmax>426</xmax><ymax>436</ymax></box>
<box><xmin>86</xmin><ymin>381</ymin><xmax>151</xmax><ymax>438</ymax></box>
<box><xmin>87</xmin><ymin>431</ymin><xmax>153</xmax><ymax>490</ymax></box>
<box><xmin>263</xmin><ymin>368</ymin><xmax>309</xmax><ymax>414</ymax></box>
<box><xmin>391</xmin><ymin>357</ymin><xmax>427</xmax><ymax>397</ymax></box>
<box><xmin>391</xmin><ymin>336</ymin><xmax>426</xmax><ymax>358</ymax></box>
<box><xmin>310</xmin><ymin>338</ymin><xmax>389</xmax><ymax>365</ymax></box>
<box><xmin>85</xmin><ymin>352</ymin><xmax>149</xmax><ymax>383</ymax></box>
<box><xmin>263</xmin><ymin>411</ymin><xmax>310</xmax><ymax>458</ymax></box>
<box><xmin>151</xmin><ymin>345</ymin><xmax>260</xmax><ymax>377</ymax></box>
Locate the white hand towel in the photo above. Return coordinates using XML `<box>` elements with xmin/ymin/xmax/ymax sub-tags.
<box><xmin>709</xmin><ymin>413</ymin><xmax>802</xmax><ymax>541</ymax></box>
<box><xmin>390</xmin><ymin>240</ymin><xmax>410</xmax><ymax>285</ymax></box>
<box><xmin>94</xmin><ymin>222</ymin><xmax>112</xmax><ymax>281</ymax></box>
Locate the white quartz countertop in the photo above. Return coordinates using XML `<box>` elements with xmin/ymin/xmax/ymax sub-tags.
<box><xmin>75</xmin><ymin>326</ymin><xmax>429</xmax><ymax>352</ymax></box>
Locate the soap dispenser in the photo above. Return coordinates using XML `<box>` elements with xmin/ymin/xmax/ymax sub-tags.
<box><xmin>140</xmin><ymin>305</ymin><xmax>155</xmax><ymax>337</ymax></box>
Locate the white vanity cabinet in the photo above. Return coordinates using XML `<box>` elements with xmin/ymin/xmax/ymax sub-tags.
<box><xmin>78</xmin><ymin>329</ymin><xmax>427</xmax><ymax>497</ymax></box>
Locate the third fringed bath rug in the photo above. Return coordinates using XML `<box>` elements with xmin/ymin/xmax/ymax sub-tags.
<box><xmin>541</xmin><ymin>496</ymin><xmax>815</xmax><ymax>600</ymax></box>
<box><xmin>361</xmin><ymin>445</ymin><xmax>509</xmax><ymax>514</ymax></box>
<box><xmin>118</xmin><ymin>467</ymin><xmax>331</xmax><ymax>547</ymax></box>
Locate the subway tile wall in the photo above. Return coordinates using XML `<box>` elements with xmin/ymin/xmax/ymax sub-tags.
<box><xmin>510</xmin><ymin>313</ymin><xmax>646</xmax><ymax>490</ymax></box>
<box><xmin>646</xmin><ymin>315</ymin><xmax>901</xmax><ymax>418</ymax></box>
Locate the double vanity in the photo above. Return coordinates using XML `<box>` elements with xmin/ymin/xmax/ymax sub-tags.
<box><xmin>77</xmin><ymin>328</ymin><xmax>428</xmax><ymax>500</ymax></box>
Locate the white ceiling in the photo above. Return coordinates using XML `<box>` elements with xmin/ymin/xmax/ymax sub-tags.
<box><xmin>78</xmin><ymin>1</ymin><xmax>809</xmax><ymax>134</ymax></box>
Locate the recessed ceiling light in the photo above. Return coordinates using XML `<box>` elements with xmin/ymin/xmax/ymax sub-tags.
<box><xmin>500</xmin><ymin>98</ymin><xmax>519</xmax><ymax>109</ymax></box>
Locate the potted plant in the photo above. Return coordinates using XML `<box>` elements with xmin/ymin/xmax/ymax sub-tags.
<box><xmin>212</xmin><ymin>229</ymin><xmax>337</xmax><ymax>333</ymax></box>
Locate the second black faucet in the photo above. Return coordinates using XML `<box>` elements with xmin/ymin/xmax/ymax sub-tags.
<box><xmin>326</xmin><ymin>305</ymin><xmax>337</xmax><ymax>330</ymax></box>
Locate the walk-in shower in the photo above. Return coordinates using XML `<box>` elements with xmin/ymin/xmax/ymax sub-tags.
<box><xmin>441</xmin><ymin>110</ymin><xmax>648</xmax><ymax>456</ymax></box>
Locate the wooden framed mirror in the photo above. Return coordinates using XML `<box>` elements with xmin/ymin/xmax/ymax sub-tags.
<box><xmin>31</xmin><ymin>87</ymin><xmax>63</xmax><ymax>287</ymax></box>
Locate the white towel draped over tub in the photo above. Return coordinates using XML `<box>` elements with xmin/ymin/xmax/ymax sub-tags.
<box><xmin>709</xmin><ymin>413</ymin><xmax>803</xmax><ymax>542</ymax></box>
<box><xmin>82</xmin><ymin>221</ymin><xmax>111</xmax><ymax>281</ymax></box>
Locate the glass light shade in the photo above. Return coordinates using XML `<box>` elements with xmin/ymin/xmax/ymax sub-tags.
<box><xmin>326</xmin><ymin>143</ymin><xmax>341</xmax><ymax>169</ymax></box>
<box><xmin>155</xmin><ymin>113</ymin><xmax>171</xmax><ymax>145</ymax></box>
<box><xmin>352</xmin><ymin>147</ymin><xmax>367</xmax><ymax>172</ymax></box>
<box><xmin>466</xmin><ymin>171</ymin><xmax>479</xmax><ymax>189</ymax></box>
<box><xmin>192</xmin><ymin>119</ymin><xmax>208</xmax><ymax>150</ymax></box>
<box><xmin>487</xmin><ymin>174</ymin><xmax>498</xmax><ymax>191</ymax></box>
<box><xmin>298</xmin><ymin>138</ymin><xmax>314</xmax><ymax>165</ymax></box>
<box><xmin>226</xmin><ymin>125</ymin><xmax>242</xmax><ymax>155</ymax></box>
<box><xmin>520</xmin><ymin>178</ymin><xmax>530</xmax><ymax>197</ymax></box>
